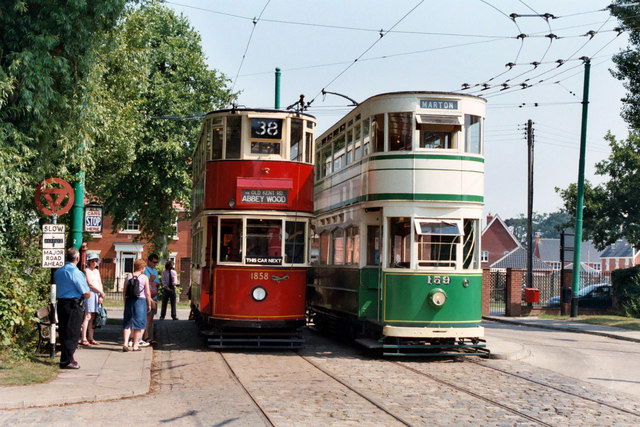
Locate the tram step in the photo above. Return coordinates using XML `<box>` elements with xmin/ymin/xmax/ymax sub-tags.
<box><xmin>382</xmin><ymin>343</ymin><xmax>487</xmax><ymax>350</ymax></box>
<box><xmin>382</xmin><ymin>351</ymin><xmax>488</xmax><ymax>357</ymax></box>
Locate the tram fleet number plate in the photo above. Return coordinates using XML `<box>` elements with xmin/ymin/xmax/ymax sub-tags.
<box><xmin>426</xmin><ymin>275</ymin><xmax>451</xmax><ymax>285</ymax></box>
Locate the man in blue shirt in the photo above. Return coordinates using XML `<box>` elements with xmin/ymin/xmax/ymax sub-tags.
<box><xmin>54</xmin><ymin>248</ymin><xmax>90</xmax><ymax>369</ymax></box>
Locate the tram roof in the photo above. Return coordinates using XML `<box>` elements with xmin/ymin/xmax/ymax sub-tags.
<box><xmin>360</xmin><ymin>91</ymin><xmax>487</xmax><ymax>104</ymax></box>
<box><xmin>204</xmin><ymin>108</ymin><xmax>316</xmax><ymax>120</ymax></box>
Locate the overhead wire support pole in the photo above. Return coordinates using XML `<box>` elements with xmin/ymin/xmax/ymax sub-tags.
<box><xmin>571</xmin><ymin>58</ymin><xmax>591</xmax><ymax>318</ymax></box>
<box><xmin>526</xmin><ymin>119</ymin><xmax>534</xmax><ymax>294</ymax></box>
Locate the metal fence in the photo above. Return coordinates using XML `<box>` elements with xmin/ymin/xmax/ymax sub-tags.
<box><xmin>525</xmin><ymin>270</ymin><xmax>610</xmax><ymax>308</ymax></box>
<box><xmin>488</xmin><ymin>271</ymin><xmax>507</xmax><ymax>315</ymax></box>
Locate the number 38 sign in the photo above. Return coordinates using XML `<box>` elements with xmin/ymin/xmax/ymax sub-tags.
<box><xmin>84</xmin><ymin>203</ymin><xmax>103</xmax><ymax>233</ymax></box>
<box><xmin>251</xmin><ymin>118</ymin><xmax>282</xmax><ymax>139</ymax></box>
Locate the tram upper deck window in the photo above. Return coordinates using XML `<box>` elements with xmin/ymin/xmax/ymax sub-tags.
<box><xmin>371</xmin><ymin>114</ymin><xmax>385</xmax><ymax>153</ymax></box>
<box><xmin>220</xmin><ymin>218</ymin><xmax>242</xmax><ymax>262</ymax></box>
<box><xmin>212</xmin><ymin>122</ymin><xmax>223</xmax><ymax>159</ymax></box>
<box><xmin>414</xmin><ymin>219</ymin><xmax>461</xmax><ymax>268</ymax></box>
<box><xmin>332</xmin><ymin>228</ymin><xmax>345</xmax><ymax>265</ymax></box>
<box><xmin>226</xmin><ymin>116</ymin><xmax>241</xmax><ymax>159</ymax></box>
<box><xmin>389</xmin><ymin>218</ymin><xmax>411</xmax><ymax>268</ymax></box>
<box><xmin>465</xmin><ymin>115</ymin><xmax>482</xmax><ymax>154</ymax></box>
<box><xmin>388</xmin><ymin>112</ymin><xmax>413</xmax><ymax>151</ymax></box>
<box><xmin>333</xmin><ymin>135</ymin><xmax>346</xmax><ymax>171</ymax></box>
<box><xmin>318</xmin><ymin>144</ymin><xmax>332</xmax><ymax>178</ymax></box>
<box><xmin>285</xmin><ymin>220</ymin><xmax>306</xmax><ymax>263</ymax></box>
<box><xmin>290</xmin><ymin>118</ymin><xmax>303</xmax><ymax>161</ymax></box>
<box><xmin>305</xmin><ymin>132</ymin><xmax>313</xmax><ymax>163</ymax></box>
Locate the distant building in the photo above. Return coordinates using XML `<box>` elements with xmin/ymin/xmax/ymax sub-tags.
<box><xmin>481</xmin><ymin>214</ymin><xmax>522</xmax><ymax>269</ymax></box>
<box><xmin>600</xmin><ymin>238</ymin><xmax>640</xmax><ymax>274</ymax></box>
<box><xmin>490</xmin><ymin>246</ymin><xmax>552</xmax><ymax>271</ymax></box>
<box><xmin>534</xmin><ymin>235</ymin><xmax>601</xmax><ymax>272</ymax></box>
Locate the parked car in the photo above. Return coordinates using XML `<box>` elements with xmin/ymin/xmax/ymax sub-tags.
<box><xmin>547</xmin><ymin>283</ymin><xmax>612</xmax><ymax>308</ymax></box>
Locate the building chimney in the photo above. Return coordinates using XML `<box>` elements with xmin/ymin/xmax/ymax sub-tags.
<box><xmin>486</xmin><ymin>213</ymin><xmax>494</xmax><ymax>226</ymax></box>
<box><xmin>534</xmin><ymin>232</ymin><xmax>541</xmax><ymax>258</ymax></box>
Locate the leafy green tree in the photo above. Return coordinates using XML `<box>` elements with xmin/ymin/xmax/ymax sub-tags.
<box><xmin>504</xmin><ymin>211</ymin><xmax>572</xmax><ymax>244</ymax></box>
<box><xmin>0</xmin><ymin>0</ymin><xmax>126</xmax><ymax>350</ymax></box>
<box><xmin>611</xmin><ymin>1</ymin><xmax>640</xmax><ymax>130</ymax></box>
<box><xmin>92</xmin><ymin>1</ymin><xmax>233</xmax><ymax>257</ymax></box>
<box><xmin>558</xmin><ymin>132</ymin><xmax>640</xmax><ymax>250</ymax></box>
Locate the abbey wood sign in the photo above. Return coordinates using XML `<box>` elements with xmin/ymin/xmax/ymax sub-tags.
<box><xmin>241</xmin><ymin>189</ymin><xmax>288</xmax><ymax>204</ymax></box>
<box><xmin>420</xmin><ymin>99</ymin><xmax>458</xmax><ymax>110</ymax></box>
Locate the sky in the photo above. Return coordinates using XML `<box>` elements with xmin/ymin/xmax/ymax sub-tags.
<box><xmin>165</xmin><ymin>0</ymin><xmax>632</xmax><ymax>220</ymax></box>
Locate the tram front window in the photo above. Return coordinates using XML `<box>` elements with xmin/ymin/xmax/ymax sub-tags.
<box><xmin>220</xmin><ymin>219</ymin><xmax>242</xmax><ymax>262</ymax></box>
<box><xmin>419</xmin><ymin>124</ymin><xmax>457</xmax><ymax>149</ymax></box>
<box><xmin>285</xmin><ymin>221</ymin><xmax>306</xmax><ymax>263</ymax></box>
<box><xmin>389</xmin><ymin>218</ymin><xmax>411</xmax><ymax>268</ymax></box>
<box><xmin>414</xmin><ymin>220</ymin><xmax>460</xmax><ymax>268</ymax></box>
<box><xmin>246</xmin><ymin>219</ymin><xmax>282</xmax><ymax>258</ymax></box>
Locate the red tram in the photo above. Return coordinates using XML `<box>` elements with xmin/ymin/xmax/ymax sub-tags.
<box><xmin>190</xmin><ymin>108</ymin><xmax>316</xmax><ymax>349</ymax></box>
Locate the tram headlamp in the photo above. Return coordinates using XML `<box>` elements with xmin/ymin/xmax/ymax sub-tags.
<box><xmin>428</xmin><ymin>288</ymin><xmax>447</xmax><ymax>307</ymax></box>
<box><xmin>228</xmin><ymin>199</ymin><xmax>236</xmax><ymax>207</ymax></box>
<box><xmin>252</xmin><ymin>286</ymin><xmax>267</xmax><ymax>302</ymax></box>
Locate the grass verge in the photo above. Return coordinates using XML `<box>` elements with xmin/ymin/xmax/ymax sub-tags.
<box><xmin>537</xmin><ymin>314</ymin><xmax>640</xmax><ymax>331</ymax></box>
<box><xmin>0</xmin><ymin>351</ymin><xmax>58</xmax><ymax>386</ymax></box>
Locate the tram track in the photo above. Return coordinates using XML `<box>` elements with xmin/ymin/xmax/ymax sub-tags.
<box><xmin>392</xmin><ymin>361</ymin><xmax>553</xmax><ymax>426</ymax></box>
<box><xmin>469</xmin><ymin>359</ymin><xmax>640</xmax><ymax>419</ymax></box>
<box><xmin>217</xmin><ymin>352</ymin><xmax>276</xmax><ymax>427</ymax></box>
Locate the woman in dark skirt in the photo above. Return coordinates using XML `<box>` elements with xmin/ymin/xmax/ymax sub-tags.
<box><xmin>122</xmin><ymin>259</ymin><xmax>151</xmax><ymax>351</ymax></box>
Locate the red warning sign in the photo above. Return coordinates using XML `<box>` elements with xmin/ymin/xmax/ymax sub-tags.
<box><xmin>34</xmin><ymin>178</ymin><xmax>74</xmax><ymax>216</ymax></box>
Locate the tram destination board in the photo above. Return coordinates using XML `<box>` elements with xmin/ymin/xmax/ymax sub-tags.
<box><xmin>250</xmin><ymin>118</ymin><xmax>282</xmax><ymax>139</ymax></box>
<box><xmin>241</xmin><ymin>189</ymin><xmax>288</xmax><ymax>204</ymax></box>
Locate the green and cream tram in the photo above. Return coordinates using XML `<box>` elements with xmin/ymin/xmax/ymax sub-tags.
<box><xmin>308</xmin><ymin>91</ymin><xmax>487</xmax><ymax>356</ymax></box>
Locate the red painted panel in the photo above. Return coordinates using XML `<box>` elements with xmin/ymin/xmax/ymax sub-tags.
<box><xmin>212</xmin><ymin>267</ymin><xmax>306</xmax><ymax>320</ymax></box>
<box><xmin>199</xmin><ymin>268</ymin><xmax>213</xmax><ymax>315</ymax></box>
<box><xmin>204</xmin><ymin>161</ymin><xmax>314</xmax><ymax>212</ymax></box>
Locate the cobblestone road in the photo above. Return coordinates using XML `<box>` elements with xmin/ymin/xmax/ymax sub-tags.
<box><xmin>1</xmin><ymin>320</ymin><xmax>639</xmax><ymax>426</ymax></box>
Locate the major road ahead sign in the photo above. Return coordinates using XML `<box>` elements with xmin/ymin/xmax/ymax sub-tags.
<box><xmin>42</xmin><ymin>248</ymin><xmax>65</xmax><ymax>268</ymax></box>
<box><xmin>42</xmin><ymin>224</ymin><xmax>65</xmax><ymax>268</ymax></box>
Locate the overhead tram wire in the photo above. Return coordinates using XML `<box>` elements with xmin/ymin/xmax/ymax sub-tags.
<box><xmin>165</xmin><ymin>1</ymin><xmax>511</xmax><ymax>39</ymax></box>
<box><xmin>239</xmin><ymin>37</ymin><xmax>507</xmax><ymax>78</ymax></box>
<box><xmin>517</xmin><ymin>0</ymin><xmax>554</xmax><ymax>62</ymax></box>
<box><xmin>303</xmin><ymin>0</ymin><xmax>425</xmax><ymax>109</ymax></box>
<box><xmin>461</xmin><ymin>0</ymin><xmax>525</xmax><ymax>90</ymax></box>
<box><xmin>481</xmin><ymin>32</ymin><xmax>622</xmax><ymax>99</ymax></box>
<box><xmin>229</xmin><ymin>0</ymin><xmax>271</xmax><ymax>95</ymax></box>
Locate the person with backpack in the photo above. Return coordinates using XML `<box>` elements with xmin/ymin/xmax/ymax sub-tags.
<box><xmin>160</xmin><ymin>261</ymin><xmax>178</xmax><ymax>320</ymax></box>
<box><xmin>122</xmin><ymin>259</ymin><xmax>152</xmax><ymax>352</ymax></box>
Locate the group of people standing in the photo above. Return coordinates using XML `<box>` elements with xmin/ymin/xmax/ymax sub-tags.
<box><xmin>122</xmin><ymin>254</ymin><xmax>178</xmax><ymax>352</ymax></box>
<box><xmin>54</xmin><ymin>248</ymin><xmax>178</xmax><ymax>369</ymax></box>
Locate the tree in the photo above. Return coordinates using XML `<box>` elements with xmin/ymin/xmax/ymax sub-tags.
<box><xmin>0</xmin><ymin>0</ymin><xmax>127</xmax><ymax>349</ymax></box>
<box><xmin>91</xmin><ymin>1</ymin><xmax>234</xmax><ymax>257</ymax></box>
<box><xmin>504</xmin><ymin>211</ymin><xmax>572</xmax><ymax>244</ymax></box>
<box><xmin>611</xmin><ymin>1</ymin><xmax>640</xmax><ymax>130</ymax></box>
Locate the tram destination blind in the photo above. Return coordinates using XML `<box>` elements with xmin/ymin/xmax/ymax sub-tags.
<box><xmin>241</xmin><ymin>189</ymin><xmax>288</xmax><ymax>204</ymax></box>
<box><xmin>251</xmin><ymin>118</ymin><xmax>282</xmax><ymax>139</ymax></box>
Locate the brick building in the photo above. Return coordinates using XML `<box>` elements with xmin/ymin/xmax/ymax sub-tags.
<box><xmin>481</xmin><ymin>214</ymin><xmax>522</xmax><ymax>269</ymax></box>
<box><xmin>85</xmin><ymin>212</ymin><xmax>191</xmax><ymax>292</ymax></box>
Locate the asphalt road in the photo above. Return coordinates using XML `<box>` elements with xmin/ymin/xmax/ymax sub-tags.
<box><xmin>484</xmin><ymin>321</ymin><xmax>640</xmax><ymax>398</ymax></box>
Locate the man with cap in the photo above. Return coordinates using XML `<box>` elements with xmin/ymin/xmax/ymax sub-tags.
<box><xmin>80</xmin><ymin>252</ymin><xmax>106</xmax><ymax>346</ymax></box>
<box><xmin>54</xmin><ymin>247</ymin><xmax>90</xmax><ymax>369</ymax></box>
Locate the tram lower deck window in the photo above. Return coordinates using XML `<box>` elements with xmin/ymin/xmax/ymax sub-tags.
<box><xmin>247</xmin><ymin>219</ymin><xmax>283</xmax><ymax>258</ymax></box>
<box><xmin>220</xmin><ymin>219</ymin><xmax>242</xmax><ymax>262</ymax></box>
<box><xmin>389</xmin><ymin>218</ymin><xmax>411</xmax><ymax>268</ymax></box>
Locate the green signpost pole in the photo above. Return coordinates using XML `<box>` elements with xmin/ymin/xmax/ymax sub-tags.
<box><xmin>71</xmin><ymin>171</ymin><xmax>85</xmax><ymax>249</ymax></box>
<box><xmin>275</xmin><ymin>67</ymin><xmax>281</xmax><ymax>109</ymax></box>
<box><xmin>571</xmin><ymin>58</ymin><xmax>591</xmax><ymax>318</ymax></box>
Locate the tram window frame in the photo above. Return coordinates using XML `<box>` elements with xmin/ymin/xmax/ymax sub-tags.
<box><xmin>371</xmin><ymin>114</ymin><xmax>385</xmax><ymax>153</ymax></box>
<box><xmin>305</xmin><ymin>131</ymin><xmax>313</xmax><ymax>164</ymax></box>
<box><xmin>462</xmin><ymin>219</ymin><xmax>480</xmax><ymax>269</ymax></box>
<box><xmin>464</xmin><ymin>115</ymin><xmax>482</xmax><ymax>154</ymax></box>
<box><xmin>219</xmin><ymin>218</ymin><xmax>243</xmax><ymax>263</ymax></box>
<box><xmin>388</xmin><ymin>112</ymin><xmax>413</xmax><ymax>151</ymax></box>
<box><xmin>284</xmin><ymin>220</ymin><xmax>307</xmax><ymax>264</ymax></box>
<box><xmin>345</xmin><ymin>226</ymin><xmax>360</xmax><ymax>265</ymax></box>
<box><xmin>366</xmin><ymin>225</ymin><xmax>381</xmax><ymax>266</ymax></box>
<box><xmin>319</xmin><ymin>230</ymin><xmax>330</xmax><ymax>265</ymax></box>
<box><xmin>212</xmin><ymin>120</ymin><xmax>223</xmax><ymax>160</ymax></box>
<box><xmin>417</xmin><ymin>124</ymin><xmax>459</xmax><ymax>150</ymax></box>
<box><xmin>225</xmin><ymin>116</ymin><xmax>242</xmax><ymax>159</ymax></box>
<box><xmin>332</xmin><ymin>228</ymin><xmax>345</xmax><ymax>265</ymax></box>
<box><xmin>290</xmin><ymin>118</ymin><xmax>304</xmax><ymax>161</ymax></box>
<box><xmin>389</xmin><ymin>218</ymin><xmax>411</xmax><ymax>269</ymax></box>
<box><xmin>246</xmin><ymin>218</ymin><xmax>283</xmax><ymax>259</ymax></box>
<box><xmin>413</xmin><ymin>219</ymin><xmax>462</xmax><ymax>269</ymax></box>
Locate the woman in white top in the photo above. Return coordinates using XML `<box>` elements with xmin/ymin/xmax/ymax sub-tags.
<box><xmin>81</xmin><ymin>253</ymin><xmax>105</xmax><ymax>346</ymax></box>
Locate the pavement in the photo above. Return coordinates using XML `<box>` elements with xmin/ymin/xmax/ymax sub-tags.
<box><xmin>1</xmin><ymin>309</ymin><xmax>638</xmax><ymax>410</ymax></box>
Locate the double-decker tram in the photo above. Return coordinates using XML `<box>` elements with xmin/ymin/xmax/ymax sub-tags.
<box><xmin>190</xmin><ymin>108</ymin><xmax>316</xmax><ymax>349</ymax></box>
<box><xmin>307</xmin><ymin>91</ymin><xmax>487</xmax><ymax>356</ymax></box>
